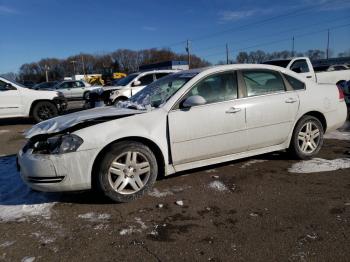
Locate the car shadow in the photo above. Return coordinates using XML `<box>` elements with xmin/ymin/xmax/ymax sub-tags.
<box><xmin>0</xmin><ymin>151</ymin><xmax>297</xmax><ymax>207</ymax></box>
<box><xmin>0</xmin><ymin>118</ymin><xmax>35</xmax><ymax>126</ymax></box>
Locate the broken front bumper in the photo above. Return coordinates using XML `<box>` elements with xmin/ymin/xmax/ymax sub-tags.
<box><xmin>17</xmin><ymin>148</ymin><xmax>97</xmax><ymax>192</ymax></box>
<box><xmin>53</xmin><ymin>96</ymin><xmax>68</xmax><ymax>112</ymax></box>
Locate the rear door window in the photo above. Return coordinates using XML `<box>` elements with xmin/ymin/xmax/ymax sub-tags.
<box><xmin>283</xmin><ymin>74</ymin><xmax>305</xmax><ymax>90</ymax></box>
<box><xmin>242</xmin><ymin>70</ymin><xmax>285</xmax><ymax>97</ymax></box>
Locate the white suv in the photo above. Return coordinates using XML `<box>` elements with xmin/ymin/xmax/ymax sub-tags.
<box><xmin>107</xmin><ymin>70</ymin><xmax>178</xmax><ymax>104</ymax></box>
<box><xmin>52</xmin><ymin>80</ymin><xmax>100</xmax><ymax>100</ymax></box>
<box><xmin>0</xmin><ymin>76</ymin><xmax>67</xmax><ymax>122</ymax></box>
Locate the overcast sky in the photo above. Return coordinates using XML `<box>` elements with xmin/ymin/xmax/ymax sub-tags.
<box><xmin>0</xmin><ymin>0</ymin><xmax>350</xmax><ymax>73</ymax></box>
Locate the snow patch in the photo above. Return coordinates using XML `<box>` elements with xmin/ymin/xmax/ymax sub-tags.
<box><xmin>21</xmin><ymin>257</ymin><xmax>35</xmax><ymax>262</ymax></box>
<box><xmin>289</xmin><ymin>158</ymin><xmax>350</xmax><ymax>173</ymax></box>
<box><xmin>119</xmin><ymin>217</ymin><xmax>148</xmax><ymax>236</ymax></box>
<box><xmin>208</xmin><ymin>181</ymin><xmax>228</xmax><ymax>192</ymax></box>
<box><xmin>240</xmin><ymin>159</ymin><xmax>267</xmax><ymax>168</ymax></box>
<box><xmin>0</xmin><ymin>156</ymin><xmax>58</xmax><ymax>222</ymax></box>
<box><xmin>148</xmin><ymin>188</ymin><xmax>174</xmax><ymax>198</ymax></box>
<box><xmin>148</xmin><ymin>185</ymin><xmax>191</xmax><ymax>198</ymax></box>
<box><xmin>78</xmin><ymin>212</ymin><xmax>111</xmax><ymax>222</ymax></box>
<box><xmin>0</xmin><ymin>240</ymin><xmax>15</xmax><ymax>248</ymax></box>
<box><xmin>324</xmin><ymin>130</ymin><xmax>350</xmax><ymax>141</ymax></box>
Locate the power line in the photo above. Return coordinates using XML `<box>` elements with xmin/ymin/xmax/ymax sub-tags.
<box><xmin>165</xmin><ymin>0</ymin><xmax>350</xmax><ymax>48</ymax></box>
<box><xmin>193</xmin><ymin>15</ymin><xmax>350</xmax><ymax>54</ymax></box>
<box><xmin>200</xmin><ymin>23</ymin><xmax>350</xmax><ymax>60</ymax></box>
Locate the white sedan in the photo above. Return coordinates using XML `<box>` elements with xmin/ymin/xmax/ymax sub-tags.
<box><xmin>18</xmin><ymin>64</ymin><xmax>347</xmax><ymax>202</ymax></box>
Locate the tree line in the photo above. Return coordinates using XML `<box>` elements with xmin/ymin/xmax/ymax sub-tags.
<box><xmin>2</xmin><ymin>48</ymin><xmax>349</xmax><ymax>83</ymax></box>
<box><xmin>16</xmin><ymin>48</ymin><xmax>210</xmax><ymax>83</ymax></box>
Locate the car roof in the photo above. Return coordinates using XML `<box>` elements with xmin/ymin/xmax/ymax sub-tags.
<box><xmin>175</xmin><ymin>64</ymin><xmax>291</xmax><ymax>75</ymax></box>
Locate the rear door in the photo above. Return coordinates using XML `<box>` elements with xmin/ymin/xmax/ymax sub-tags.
<box><xmin>168</xmin><ymin>71</ymin><xmax>247</xmax><ymax>165</ymax></box>
<box><xmin>0</xmin><ymin>80</ymin><xmax>22</xmax><ymax>117</ymax></box>
<box><xmin>70</xmin><ymin>81</ymin><xmax>85</xmax><ymax>98</ymax></box>
<box><xmin>240</xmin><ymin>69</ymin><xmax>299</xmax><ymax>150</ymax></box>
<box><xmin>57</xmin><ymin>82</ymin><xmax>73</xmax><ymax>98</ymax></box>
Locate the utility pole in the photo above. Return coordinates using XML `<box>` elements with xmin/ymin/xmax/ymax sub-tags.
<box><xmin>326</xmin><ymin>29</ymin><xmax>330</xmax><ymax>60</ymax></box>
<box><xmin>44</xmin><ymin>64</ymin><xmax>49</xmax><ymax>82</ymax></box>
<box><xmin>70</xmin><ymin>60</ymin><xmax>77</xmax><ymax>75</ymax></box>
<box><xmin>186</xmin><ymin>40</ymin><xmax>191</xmax><ymax>69</ymax></box>
<box><xmin>292</xmin><ymin>36</ymin><xmax>295</xmax><ymax>57</ymax></box>
<box><xmin>81</xmin><ymin>55</ymin><xmax>86</xmax><ymax>76</ymax></box>
<box><xmin>226</xmin><ymin>43</ymin><xmax>229</xmax><ymax>64</ymax></box>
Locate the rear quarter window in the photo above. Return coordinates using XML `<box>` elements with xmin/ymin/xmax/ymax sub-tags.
<box><xmin>283</xmin><ymin>74</ymin><xmax>305</xmax><ymax>90</ymax></box>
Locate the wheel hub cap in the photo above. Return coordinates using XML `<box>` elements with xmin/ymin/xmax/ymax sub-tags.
<box><xmin>297</xmin><ymin>122</ymin><xmax>321</xmax><ymax>154</ymax></box>
<box><xmin>108</xmin><ymin>151</ymin><xmax>151</xmax><ymax>195</ymax></box>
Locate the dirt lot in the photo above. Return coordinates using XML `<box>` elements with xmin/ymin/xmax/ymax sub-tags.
<box><xmin>0</xmin><ymin>107</ymin><xmax>349</xmax><ymax>262</ymax></box>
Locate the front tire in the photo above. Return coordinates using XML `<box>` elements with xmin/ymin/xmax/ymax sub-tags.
<box><xmin>83</xmin><ymin>91</ymin><xmax>90</xmax><ymax>100</ymax></box>
<box><xmin>96</xmin><ymin>141</ymin><xmax>158</xmax><ymax>202</ymax></box>
<box><xmin>289</xmin><ymin>116</ymin><xmax>324</xmax><ymax>159</ymax></box>
<box><xmin>32</xmin><ymin>101</ymin><xmax>58</xmax><ymax>122</ymax></box>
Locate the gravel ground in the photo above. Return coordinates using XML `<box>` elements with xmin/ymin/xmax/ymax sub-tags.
<box><xmin>0</xmin><ymin>109</ymin><xmax>349</xmax><ymax>261</ymax></box>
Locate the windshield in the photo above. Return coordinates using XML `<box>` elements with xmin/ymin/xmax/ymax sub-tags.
<box><xmin>115</xmin><ymin>73</ymin><xmax>138</xmax><ymax>86</ymax></box>
<box><xmin>117</xmin><ymin>72</ymin><xmax>198</xmax><ymax>110</ymax></box>
<box><xmin>263</xmin><ymin>60</ymin><xmax>291</xmax><ymax>68</ymax></box>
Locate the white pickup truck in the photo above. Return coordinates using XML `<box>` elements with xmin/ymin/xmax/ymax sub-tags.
<box><xmin>0</xmin><ymin>76</ymin><xmax>67</xmax><ymax>122</ymax></box>
<box><xmin>263</xmin><ymin>57</ymin><xmax>350</xmax><ymax>85</ymax></box>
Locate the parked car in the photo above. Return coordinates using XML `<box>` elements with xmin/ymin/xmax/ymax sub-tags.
<box><xmin>51</xmin><ymin>80</ymin><xmax>100</xmax><ymax>100</ymax></box>
<box><xmin>20</xmin><ymin>80</ymin><xmax>36</xmax><ymax>88</ymax></box>
<box><xmin>104</xmin><ymin>70</ymin><xmax>178</xmax><ymax>105</ymax></box>
<box><xmin>263</xmin><ymin>57</ymin><xmax>350</xmax><ymax>85</ymax></box>
<box><xmin>0</xmin><ymin>76</ymin><xmax>67</xmax><ymax>122</ymax></box>
<box><xmin>314</xmin><ymin>64</ymin><xmax>349</xmax><ymax>72</ymax></box>
<box><xmin>18</xmin><ymin>64</ymin><xmax>347</xmax><ymax>202</ymax></box>
<box><xmin>31</xmin><ymin>81</ymin><xmax>59</xmax><ymax>90</ymax></box>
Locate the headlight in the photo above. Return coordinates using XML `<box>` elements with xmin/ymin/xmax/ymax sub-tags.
<box><xmin>33</xmin><ymin>134</ymin><xmax>83</xmax><ymax>154</ymax></box>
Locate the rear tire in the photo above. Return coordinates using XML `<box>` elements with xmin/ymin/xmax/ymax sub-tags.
<box><xmin>288</xmin><ymin>115</ymin><xmax>324</xmax><ymax>159</ymax></box>
<box><xmin>96</xmin><ymin>141</ymin><xmax>158</xmax><ymax>202</ymax></box>
<box><xmin>32</xmin><ymin>101</ymin><xmax>58</xmax><ymax>122</ymax></box>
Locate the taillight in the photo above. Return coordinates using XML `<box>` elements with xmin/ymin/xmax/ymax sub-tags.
<box><xmin>337</xmin><ymin>86</ymin><xmax>345</xmax><ymax>100</ymax></box>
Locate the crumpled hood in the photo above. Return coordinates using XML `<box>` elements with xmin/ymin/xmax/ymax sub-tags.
<box><xmin>25</xmin><ymin>106</ymin><xmax>143</xmax><ymax>138</ymax></box>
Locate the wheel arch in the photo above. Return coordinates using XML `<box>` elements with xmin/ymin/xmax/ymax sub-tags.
<box><xmin>113</xmin><ymin>96</ymin><xmax>128</xmax><ymax>103</ymax></box>
<box><xmin>288</xmin><ymin>110</ymin><xmax>327</xmax><ymax>148</ymax></box>
<box><xmin>91</xmin><ymin>136</ymin><xmax>166</xmax><ymax>189</ymax></box>
<box><xmin>300</xmin><ymin>111</ymin><xmax>327</xmax><ymax>132</ymax></box>
<box><xmin>29</xmin><ymin>99</ymin><xmax>57</xmax><ymax>117</ymax></box>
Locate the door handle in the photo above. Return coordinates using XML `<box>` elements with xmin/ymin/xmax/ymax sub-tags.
<box><xmin>285</xmin><ymin>98</ymin><xmax>298</xmax><ymax>103</ymax></box>
<box><xmin>306</xmin><ymin>75</ymin><xmax>312</xmax><ymax>78</ymax></box>
<box><xmin>226</xmin><ymin>107</ymin><xmax>241</xmax><ymax>113</ymax></box>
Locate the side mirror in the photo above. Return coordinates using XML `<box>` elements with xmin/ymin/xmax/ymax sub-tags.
<box><xmin>182</xmin><ymin>95</ymin><xmax>207</xmax><ymax>108</ymax></box>
<box><xmin>132</xmin><ymin>80</ymin><xmax>141</xmax><ymax>87</ymax></box>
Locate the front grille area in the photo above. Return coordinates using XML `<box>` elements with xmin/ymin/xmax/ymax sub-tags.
<box><xmin>26</xmin><ymin>176</ymin><xmax>65</xmax><ymax>184</ymax></box>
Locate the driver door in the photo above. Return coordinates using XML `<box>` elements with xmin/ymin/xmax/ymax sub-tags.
<box><xmin>168</xmin><ymin>71</ymin><xmax>247</xmax><ymax>166</ymax></box>
<box><xmin>0</xmin><ymin>80</ymin><xmax>22</xmax><ymax>117</ymax></box>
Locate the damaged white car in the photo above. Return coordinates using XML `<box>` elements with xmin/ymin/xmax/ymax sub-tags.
<box><xmin>18</xmin><ymin>64</ymin><xmax>347</xmax><ymax>202</ymax></box>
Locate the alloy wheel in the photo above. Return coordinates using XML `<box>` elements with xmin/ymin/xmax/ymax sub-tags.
<box><xmin>297</xmin><ymin>121</ymin><xmax>321</xmax><ymax>154</ymax></box>
<box><xmin>108</xmin><ymin>151</ymin><xmax>151</xmax><ymax>195</ymax></box>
